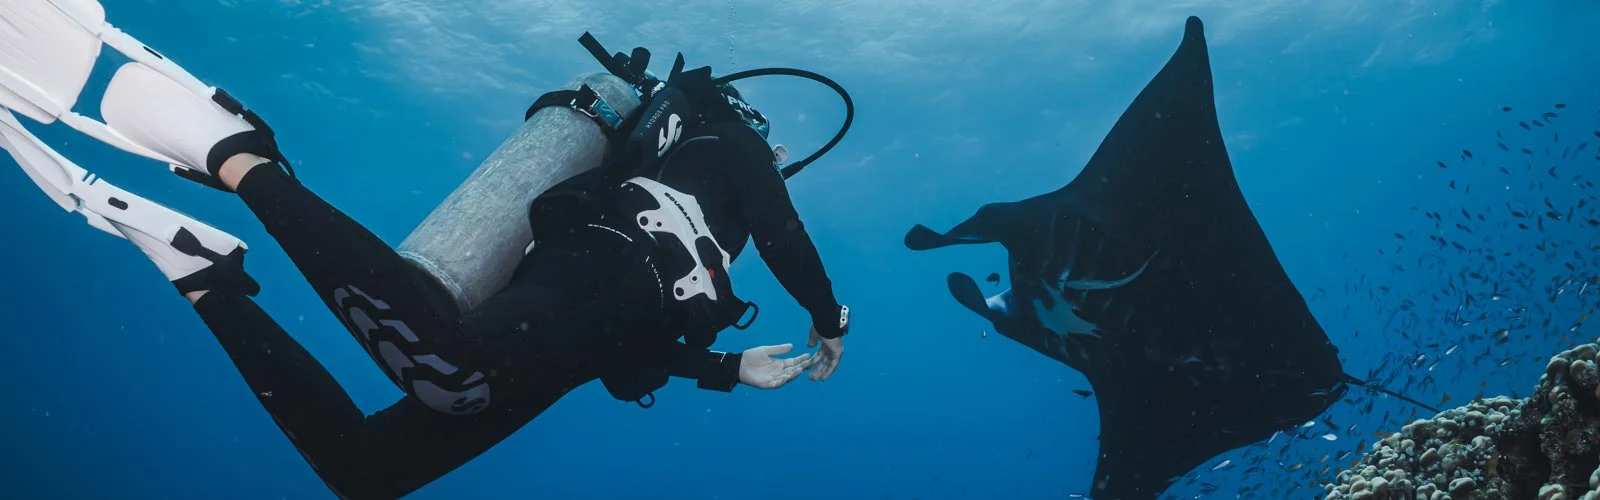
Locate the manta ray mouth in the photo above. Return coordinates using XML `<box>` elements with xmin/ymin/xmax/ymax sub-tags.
<box><xmin>1032</xmin><ymin>250</ymin><xmax>1158</xmax><ymax>340</ymax></box>
<box><xmin>1059</xmin><ymin>250</ymin><xmax>1160</xmax><ymax>291</ymax></box>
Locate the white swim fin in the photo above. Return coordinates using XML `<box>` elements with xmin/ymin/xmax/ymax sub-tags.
<box><xmin>0</xmin><ymin>106</ymin><xmax>260</xmax><ymax>295</ymax></box>
<box><xmin>0</xmin><ymin>0</ymin><xmax>289</xmax><ymax>191</ymax></box>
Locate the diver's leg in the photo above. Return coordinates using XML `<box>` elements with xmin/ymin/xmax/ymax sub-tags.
<box><xmin>219</xmin><ymin>155</ymin><xmax>503</xmax><ymax>415</ymax></box>
<box><xmin>189</xmin><ymin>289</ymin><xmax>592</xmax><ymax>499</ymax></box>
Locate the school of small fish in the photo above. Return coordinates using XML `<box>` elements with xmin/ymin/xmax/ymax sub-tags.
<box><xmin>1153</xmin><ymin>103</ymin><xmax>1600</xmax><ymax>499</ymax></box>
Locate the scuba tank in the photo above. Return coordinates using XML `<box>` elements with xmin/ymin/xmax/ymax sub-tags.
<box><xmin>396</xmin><ymin>72</ymin><xmax>640</xmax><ymax>313</ymax></box>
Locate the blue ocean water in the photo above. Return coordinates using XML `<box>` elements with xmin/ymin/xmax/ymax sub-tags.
<box><xmin>0</xmin><ymin>1</ymin><xmax>1597</xmax><ymax>498</ymax></box>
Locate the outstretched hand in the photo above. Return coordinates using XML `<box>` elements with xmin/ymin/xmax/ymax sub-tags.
<box><xmin>739</xmin><ymin>344</ymin><xmax>816</xmax><ymax>389</ymax></box>
<box><xmin>807</xmin><ymin>325</ymin><xmax>844</xmax><ymax>381</ymax></box>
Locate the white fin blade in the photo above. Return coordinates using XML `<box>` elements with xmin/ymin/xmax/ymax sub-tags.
<box><xmin>57</xmin><ymin>106</ymin><xmax>181</xmax><ymax>164</ymax></box>
<box><xmin>78</xmin><ymin>207</ymin><xmax>126</xmax><ymax>239</ymax></box>
<box><xmin>0</xmin><ymin>107</ymin><xmax>82</xmax><ymax>212</ymax></box>
<box><xmin>46</xmin><ymin>0</ymin><xmax>212</xmax><ymax>95</ymax></box>
<box><xmin>94</xmin><ymin>23</ymin><xmax>212</xmax><ymax>95</ymax></box>
<box><xmin>0</xmin><ymin>0</ymin><xmax>104</xmax><ymax>123</ymax></box>
<box><xmin>78</xmin><ymin>177</ymin><xmax>249</xmax><ymax>278</ymax></box>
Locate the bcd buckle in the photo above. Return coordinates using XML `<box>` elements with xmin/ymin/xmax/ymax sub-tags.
<box><xmin>526</xmin><ymin>85</ymin><xmax>624</xmax><ymax>133</ymax></box>
<box><xmin>569</xmin><ymin>86</ymin><xmax>601</xmax><ymax>119</ymax></box>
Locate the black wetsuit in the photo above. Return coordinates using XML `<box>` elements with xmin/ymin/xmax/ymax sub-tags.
<box><xmin>191</xmin><ymin>121</ymin><xmax>841</xmax><ymax>499</ymax></box>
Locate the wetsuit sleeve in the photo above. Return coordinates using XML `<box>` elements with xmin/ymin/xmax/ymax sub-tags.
<box><xmin>193</xmin><ymin>291</ymin><xmax>558</xmax><ymax>499</ymax></box>
<box><xmin>661</xmin><ymin>340</ymin><xmax>743</xmax><ymax>392</ymax></box>
<box><xmin>716</xmin><ymin>126</ymin><xmax>846</xmax><ymax>338</ymax></box>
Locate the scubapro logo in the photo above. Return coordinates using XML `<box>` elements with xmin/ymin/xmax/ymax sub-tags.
<box><xmin>657</xmin><ymin>113</ymin><xmax>683</xmax><ymax>157</ymax></box>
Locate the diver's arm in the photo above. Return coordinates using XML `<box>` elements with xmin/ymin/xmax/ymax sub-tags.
<box><xmin>719</xmin><ymin>127</ymin><xmax>846</xmax><ymax>339</ymax></box>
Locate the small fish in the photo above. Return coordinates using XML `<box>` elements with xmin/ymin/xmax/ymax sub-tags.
<box><xmin>1072</xmin><ymin>389</ymin><xmax>1092</xmax><ymax>398</ymax></box>
<box><xmin>1437</xmin><ymin>161</ymin><xmax>1448</xmax><ymax>169</ymax></box>
<box><xmin>1555</xmin><ymin>103</ymin><xmax>1566</xmax><ymax>108</ymax></box>
<box><xmin>1321</xmin><ymin>433</ymin><xmax>1338</xmax><ymax>441</ymax></box>
<box><xmin>985</xmin><ymin>272</ymin><xmax>1001</xmax><ymax>284</ymax></box>
<box><xmin>1502</xmin><ymin>106</ymin><xmax>1512</xmax><ymax>112</ymax></box>
<box><xmin>1462</xmin><ymin>149</ymin><xmax>1473</xmax><ymax>159</ymax></box>
<box><xmin>1302</xmin><ymin>420</ymin><xmax>1316</xmax><ymax>429</ymax></box>
<box><xmin>1210</xmin><ymin>459</ymin><xmax>1233</xmax><ymax>471</ymax></box>
<box><xmin>1445</xmin><ymin>344</ymin><xmax>1458</xmax><ymax>356</ymax></box>
<box><xmin>1287</xmin><ymin>463</ymin><xmax>1305</xmax><ymax>472</ymax></box>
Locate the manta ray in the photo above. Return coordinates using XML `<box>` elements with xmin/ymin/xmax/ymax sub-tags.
<box><xmin>904</xmin><ymin>16</ymin><xmax>1433</xmax><ymax>499</ymax></box>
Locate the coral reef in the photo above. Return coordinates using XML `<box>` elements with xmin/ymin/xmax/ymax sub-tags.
<box><xmin>1325</xmin><ymin>343</ymin><xmax>1600</xmax><ymax>499</ymax></box>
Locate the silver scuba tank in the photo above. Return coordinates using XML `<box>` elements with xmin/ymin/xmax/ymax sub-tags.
<box><xmin>396</xmin><ymin>72</ymin><xmax>640</xmax><ymax>312</ymax></box>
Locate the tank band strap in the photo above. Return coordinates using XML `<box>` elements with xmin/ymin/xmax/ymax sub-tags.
<box><xmin>525</xmin><ymin>84</ymin><xmax>625</xmax><ymax>133</ymax></box>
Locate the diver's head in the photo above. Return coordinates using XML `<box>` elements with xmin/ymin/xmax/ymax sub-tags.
<box><xmin>709</xmin><ymin>82</ymin><xmax>770</xmax><ymax>140</ymax></box>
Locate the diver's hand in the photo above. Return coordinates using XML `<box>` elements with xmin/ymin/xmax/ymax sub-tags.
<box><xmin>807</xmin><ymin>325</ymin><xmax>844</xmax><ymax>381</ymax></box>
<box><xmin>739</xmin><ymin>344</ymin><xmax>816</xmax><ymax>389</ymax></box>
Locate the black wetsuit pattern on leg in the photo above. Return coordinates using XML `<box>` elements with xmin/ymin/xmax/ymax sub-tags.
<box><xmin>234</xmin><ymin>166</ymin><xmax>501</xmax><ymax>415</ymax></box>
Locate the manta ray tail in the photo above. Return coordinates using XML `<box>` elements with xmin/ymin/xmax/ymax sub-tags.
<box><xmin>1342</xmin><ymin>373</ymin><xmax>1443</xmax><ymax>414</ymax></box>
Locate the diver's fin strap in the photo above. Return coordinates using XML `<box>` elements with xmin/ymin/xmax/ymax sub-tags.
<box><xmin>169</xmin><ymin>227</ymin><xmax>262</xmax><ymax>296</ymax></box>
<box><xmin>183</xmin><ymin>88</ymin><xmax>295</xmax><ymax>193</ymax></box>
<box><xmin>525</xmin><ymin>85</ymin><xmax>624</xmax><ymax>133</ymax></box>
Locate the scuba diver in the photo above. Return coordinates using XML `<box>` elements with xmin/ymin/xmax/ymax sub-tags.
<box><xmin>0</xmin><ymin>2</ymin><xmax>853</xmax><ymax>498</ymax></box>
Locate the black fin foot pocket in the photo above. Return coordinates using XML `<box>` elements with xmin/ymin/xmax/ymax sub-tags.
<box><xmin>200</xmin><ymin>88</ymin><xmax>296</xmax><ymax>190</ymax></box>
<box><xmin>170</xmin><ymin>227</ymin><xmax>262</xmax><ymax>297</ymax></box>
